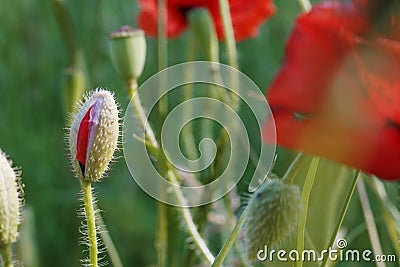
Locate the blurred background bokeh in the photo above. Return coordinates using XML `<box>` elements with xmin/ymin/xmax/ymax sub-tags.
<box><xmin>0</xmin><ymin>0</ymin><xmax>398</xmax><ymax>266</ymax></box>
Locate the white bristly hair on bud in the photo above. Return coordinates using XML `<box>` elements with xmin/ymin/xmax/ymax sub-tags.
<box><xmin>244</xmin><ymin>177</ymin><xmax>301</xmax><ymax>262</ymax></box>
<box><xmin>0</xmin><ymin>149</ymin><xmax>24</xmax><ymax>247</ymax></box>
<box><xmin>67</xmin><ymin>88</ymin><xmax>120</xmax><ymax>182</ymax></box>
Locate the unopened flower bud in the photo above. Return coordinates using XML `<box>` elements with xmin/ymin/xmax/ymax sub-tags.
<box><xmin>0</xmin><ymin>150</ymin><xmax>23</xmax><ymax>246</ymax></box>
<box><xmin>245</xmin><ymin>177</ymin><xmax>301</xmax><ymax>262</ymax></box>
<box><xmin>68</xmin><ymin>89</ymin><xmax>119</xmax><ymax>182</ymax></box>
<box><xmin>109</xmin><ymin>26</ymin><xmax>146</xmax><ymax>82</ymax></box>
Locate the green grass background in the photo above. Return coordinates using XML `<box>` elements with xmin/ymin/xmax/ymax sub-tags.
<box><xmin>0</xmin><ymin>0</ymin><xmax>398</xmax><ymax>266</ymax></box>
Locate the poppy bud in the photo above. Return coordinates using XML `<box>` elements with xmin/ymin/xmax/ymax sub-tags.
<box><xmin>68</xmin><ymin>89</ymin><xmax>119</xmax><ymax>182</ymax></box>
<box><xmin>245</xmin><ymin>177</ymin><xmax>301</xmax><ymax>261</ymax></box>
<box><xmin>0</xmin><ymin>150</ymin><xmax>23</xmax><ymax>246</ymax></box>
<box><xmin>109</xmin><ymin>26</ymin><xmax>146</xmax><ymax>82</ymax></box>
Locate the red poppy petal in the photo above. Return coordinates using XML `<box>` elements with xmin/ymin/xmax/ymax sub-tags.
<box><xmin>138</xmin><ymin>0</ymin><xmax>188</xmax><ymax>38</ymax></box>
<box><xmin>76</xmin><ymin>106</ymin><xmax>93</xmax><ymax>166</ymax></box>
<box><xmin>267</xmin><ymin>1</ymin><xmax>370</xmax><ymax>113</ymax></box>
<box><xmin>356</xmin><ymin>39</ymin><xmax>400</xmax><ymax>125</ymax></box>
<box><xmin>263</xmin><ymin>1</ymin><xmax>400</xmax><ymax>180</ymax></box>
<box><xmin>138</xmin><ymin>0</ymin><xmax>275</xmax><ymax>41</ymax></box>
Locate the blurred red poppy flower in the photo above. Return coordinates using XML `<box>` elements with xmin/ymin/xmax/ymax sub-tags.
<box><xmin>263</xmin><ymin>0</ymin><xmax>400</xmax><ymax>180</ymax></box>
<box><xmin>138</xmin><ymin>0</ymin><xmax>275</xmax><ymax>41</ymax></box>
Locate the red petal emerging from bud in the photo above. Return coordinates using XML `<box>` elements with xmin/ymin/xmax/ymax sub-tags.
<box><xmin>68</xmin><ymin>89</ymin><xmax>119</xmax><ymax>182</ymax></box>
<box><xmin>77</xmin><ymin>106</ymin><xmax>92</xmax><ymax>168</ymax></box>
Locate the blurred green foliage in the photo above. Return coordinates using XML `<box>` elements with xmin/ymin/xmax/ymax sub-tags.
<box><xmin>0</xmin><ymin>0</ymin><xmax>398</xmax><ymax>266</ymax></box>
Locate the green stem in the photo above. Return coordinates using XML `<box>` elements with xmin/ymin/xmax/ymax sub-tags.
<box><xmin>282</xmin><ymin>153</ymin><xmax>307</xmax><ymax>184</ymax></box>
<box><xmin>155</xmin><ymin>202</ymin><xmax>168</xmax><ymax>267</ymax></box>
<box><xmin>322</xmin><ymin>170</ymin><xmax>359</xmax><ymax>267</ymax></box>
<box><xmin>295</xmin><ymin>156</ymin><xmax>319</xmax><ymax>267</ymax></box>
<box><xmin>126</xmin><ymin>80</ymin><xmax>167</xmax><ymax>267</ymax></box>
<box><xmin>127</xmin><ymin>80</ymin><xmax>158</xmax><ymax>146</ymax></box>
<box><xmin>366</xmin><ymin>176</ymin><xmax>400</xmax><ymax>260</ymax></box>
<box><xmin>125</xmin><ymin>82</ymin><xmax>214</xmax><ymax>264</ymax></box>
<box><xmin>158</xmin><ymin>0</ymin><xmax>168</xmax><ymax>117</ymax></box>
<box><xmin>0</xmin><ymin>244</ymin><xmax>14</xmax><ymax>267</ymax></box>
<box><xmin>81</xmin><ymin>180</ymin><xmax>98</xmax><ymax>267</ymax></box>
<box><xmin>211</xmin><ymin>207</ymin><xmax>249</xmax><ymax>267</ymax></box>
<box><xmin>357</xmin><ymin>176</ymin><xmax>385</xmax><ymax>267</ymax></box>
<box><xmin>95</xmin><ymin>205</ymin><xmax>124</xmax><ymax>267</ymax></box>
<box><xmin>218</xmin><ymin>0</ymin><xmax>240</xmax><ymax>111</ymax></box>
<box><xmin>297</xmin><ymin>0</ymin><xmax>312</xmax><ymax>12</ymax></box>
<box><xmin>167</xmin><ymin>169</ymin><xmax>215</xmax><ymax>264</ymax></box>
<box><xmin>218</xmin><ymin>0</ymin><xmax>237</xmax><ymax>69</ymax></box>
<box><xmin>182</xmin><ymin>35</ymin><xmax>199</xmax><ymax>166</ymax></box>
<box><xmin>50</xmin><ymin>0</ymin><xmax>86</xmax><ymax>113</ymax></box>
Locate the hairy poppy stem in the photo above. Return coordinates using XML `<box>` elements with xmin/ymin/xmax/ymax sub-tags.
<box><xmin>81</xmin><ymin>180</ymin><xmax>98</xmax><ymax>267</ymax></box>
<box><xmin>0</xmin><ymin>244</ymin><xmax>13</xmax><ymax>267</ymax></box>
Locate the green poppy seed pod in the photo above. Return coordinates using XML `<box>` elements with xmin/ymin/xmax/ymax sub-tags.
<box><xmin>109</xmin><ymin>26</ymin><xmax>146</xmax><ymax>82</ymax></box>
<box><xmin>68</xmin><ymin>89</ymin><xmax>119</xmax><ymax>182</ymax></box>
<box><xmin>0</xmin><ymin>150</ymin><xmax>23</xmax><ymax>246</ymax></box>
<box><xmin>245</xmin><ymin>178</ymin><xmax>301</xmax><ymax>262</ymax></box>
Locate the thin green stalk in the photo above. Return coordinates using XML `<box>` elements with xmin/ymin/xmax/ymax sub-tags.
<box><xmin>182</xmin><ymin>35</ymin><xmax>199</xmax><ymax>165</ymax></box>
<box><xmin>323</xmin><ymin>170</ymin><xmax>359</xmax><ymax>267</ymax></box>
<box><xmin>127</xmin><ymin>80</ymin><xmax>158</xmax><ymax>146</ymax></box>
<box><xmin>0</xmin><ymin>244</ymin><xmax>13</xmax><ymax>267</ymax></box>
<box><xmin>218</xmin><ymin>0</ymin><xmax>237</xmax><ymax>69</ymax></box>
<box><xmin>50</xmin><ymin>0</ymin><xmax>86</xmax><ymax>113</ymax></box>
<box><xmin>155</xmin><ymin>4</ymin><xmax>170</xmax><ymax>259</ymax></box>
<box><xmin>295</xmin><ymin>156</ymin><xmax>320</xmax><ymax>267</ymax></box>
<box><xmin>297</xmin><ymin>0</ymin><xmax>312</xmax><ymax>12</ymax></box>
<box><xmin>89</xmin><ymin>0</ymin><xmax>103</xmax><ymax>83</ymax></box>
<box><xmin>126</xmin><ymin>80</ymin><xmax>167</xmax><ymax>267</ymax></box>
<box><xmin>49</xmin><ymin>0</ymin><xmax>79</xmax><ymax>61</ymax></box>
<box><xmin>95</xmin><ymin>206</ymin><xmax>124</xmax><ymax>267</ymax></box>
<box><xmin>155</xmin><ymin>202</ymin><xmax>168</xmax><ymax>267</ymax></box>
<box><xmin>81</xmin><ymin>180</ymin><xmax>98</xmax><ymax>267</ymax></box>
<box><xmin>357</xmin><ymin>176</ymin><xmax>385</xmax><ymax>267</ymax></box>
<box><xmin>282</xmin><ymin>153</ymin><xmax>307</xmax><ymax>184</ymax></box>
<box><xmin>211</xmin><ymin>207</ymin><xmax>249</xmax><ymax>267</ymax></box>
<box><xmin>158</xmin><ymin>0</ymin><xmax>168</xmax><ymax>117</ymax></box>
<box><xmin>126</xmin><ymin>82</ymin><xmax>214</xmax><ymax>264</ymax></box>
<box><xmin>218</xmin><ymin>0</ymin><xmax>240</xmax><ymax>111</ymax></box>
<box><xmin>167</xmin><ymin>169</ymin><xmax>215</xmax><ymax>264</ymax></box>
<box><xmin>366</xmin><ymin>176</ymin><xmax>400</xmax><ymax>259</ymax></box>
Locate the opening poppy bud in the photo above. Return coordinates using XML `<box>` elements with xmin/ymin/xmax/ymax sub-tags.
<box><xmin>0</xmin><ymin>149</ymin><xmax>23</xmax><ymax>246</ymax></box>
<box><xmin>68</xmin><ymin>89</ymin><xmax>119</xmax><ymax>182</ymax></box>
<box><xmin>109</xmin><ymin>26</ymin><xmax>146</xmax><ymax>82</ymax></box>
<box><xmin>188</xmin><ymin>8</ymin><xmax>219</xmax><ymax>61</ymax></box>
<box><xmin>245</xmin><ymin>177</ymin><xmax>301</xmax><ymax>262</ymax></box>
